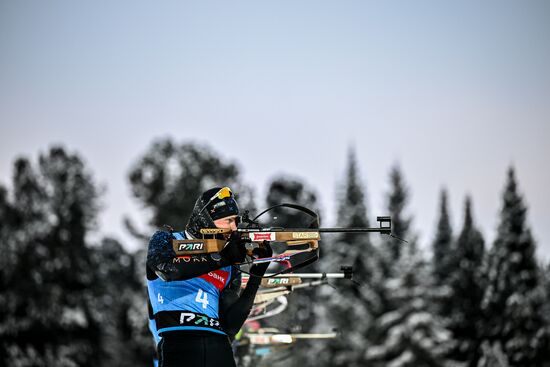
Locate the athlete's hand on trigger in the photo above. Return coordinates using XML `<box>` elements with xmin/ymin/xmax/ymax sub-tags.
<box><xmin>250</xmin><ymin>242</ymin><xmax>273</xmax><ymax>276</ymax></box>
<box><xmin>220</xmin><ymin>232</ymin><xmax>247</xmax><ymax>264</ymax></box>
<box><xmin>252</xmin><ymin>241</ymin><xmax>273</xmax><ymax>259</ymax></box>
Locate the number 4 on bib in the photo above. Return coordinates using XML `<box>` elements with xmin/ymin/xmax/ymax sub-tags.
<box><xmin>195</xmin><ymin>289</ymin><xmax>209</xmax><ymax>309</ymax></box>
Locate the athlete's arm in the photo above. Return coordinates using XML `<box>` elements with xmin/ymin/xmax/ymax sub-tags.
<box><xmin>146</xmin><ymin>231</ymin><xmax>222</xmax><ymax>281</ymax></box>
<box><xmin>219</xmin><ymin>243</ymin><xmax>272</xmax><ymax>338</ymax></box>
<box><xmin>218</xmin><ymin>267</ymin><xmax>261</xmax><ymax>339</ymax></box>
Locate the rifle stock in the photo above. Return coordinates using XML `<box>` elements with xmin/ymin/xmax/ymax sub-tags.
<box><xmin>172</xmin><ymin>216</ymin><xmax>391</xmax><ymax>259</ymax></box>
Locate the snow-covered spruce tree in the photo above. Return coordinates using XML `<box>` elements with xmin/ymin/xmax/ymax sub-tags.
<box><xmin>0</xmin><ymin>185</ymin><xmax>18</xmax><ymax>311</ymax></box>
<box><xmin>259</xmin><ymin>175</ymin><xmax>321</xmax><ymax>367</ymax></box>
<box><xmin>446</xmin><ymin>196</ymin><xmax>485</xmax><ymax>366</ymax></box>
<box><xmin>375</xmin><ymin>165</ymin><xmax>415</xmax><ymax>291</ymax></box>
<box><xmin>365</xmin><ymin>165</ymin><xmax>457</xmax><ymax>367</ymax></box>
<box><xmin>481</xmin><ymin>167</ymin><xmax>550</xmax><ymax>366</ymax></box>
<box><xmin>315</xmin><ymin>148</ymin><xmax>379</xmax><ymax>367</ymax></box>
<box><xmin>476</xmin><ymin>341</ymin><xmax>510</xmax><ymax>367</ymax></box>
<box><xmin>88</xmin><ymin>238</ymin><xmax>153</xmax><ymax>367</ymax></box>
<box><xmin>432</xmin><ymin>189</ymin><xmax>453</xmax><ymax>286</ymax></box>
<box><xmin>429</xmin><ymin>189</ymin><xmax>455</xmax><ymax>327</ymax></box>
<box><xmin>0</xmin><ymin>147</ymin><xmax>102</xmax><ymax>366</ymax></box>
<box><xmin>127</xmin><ymin>138</ymin><xmax>256</xmax><ymax>237</ymax></box>
<box><xmin>365</xmin><ymin>245</ymin><xmax>457</xmax><ymax>367</ymax></box>
<box><xmin>380</xmin><ymin>165</ymin><xmax>413</xmax><ymax>273</ymax></box>
<box><xmin>366</xmin><ymin>165</ymin><xmax>415</xmax><ymax>349</ymax></box>
<box><xmin>544</xmin><ymin>263</ymin><xmax>550</xmax><ymax>334</ymax></box>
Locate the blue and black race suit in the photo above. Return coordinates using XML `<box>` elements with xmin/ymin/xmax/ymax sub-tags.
<box><xmin>146</xmin><ymin>230</ymin><xmax>261</xmax><ymax>342</ymax></box>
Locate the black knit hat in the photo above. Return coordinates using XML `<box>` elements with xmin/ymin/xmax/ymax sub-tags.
<box><xmin>185</xmin><ymin>187</ymin><xmax>239</xmax><ymax>238</ymax></box>
<box><xmin>202</xmin><ymin>187</ymin><xmax>239</xmax><ymax>220</ymax></box>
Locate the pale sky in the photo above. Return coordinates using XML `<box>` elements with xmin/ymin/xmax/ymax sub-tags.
<box><xmin>1</xmin><ymin>0</ymin><xmax>549</xmax><ymax>260</ymax></box>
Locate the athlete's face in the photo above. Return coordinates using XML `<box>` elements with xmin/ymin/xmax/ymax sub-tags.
<box><xmin>213</xmin><ymin>215</ymin><xmax>238</xmax><ymax>232</ymax></box>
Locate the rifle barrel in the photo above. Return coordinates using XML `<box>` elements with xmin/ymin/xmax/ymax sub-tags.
<box><xmin>318</xmin><ymin>227</ymin><xmax>389</xmax><ymax>233</ymax></box>
<box><xmin>239</xmin><ymin>227</ymin><xmax>390</xmax><ymax>233</ymax></box>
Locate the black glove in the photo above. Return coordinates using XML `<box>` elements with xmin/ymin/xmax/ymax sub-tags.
<box><xmin>250</xmin><ymin>241</ymin><xmax>273</xmax><ymax>276</ymax></box>
<box><xmin>219</xmin><ymin>232</ymin><xmax>247</xmax><ymax>265</ymax></box>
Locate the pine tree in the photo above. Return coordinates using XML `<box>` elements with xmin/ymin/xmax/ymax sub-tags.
<box><xmin>127</xmin><ymin>138</ymin><xmax>255</xmax><ymax>235</ymax></box>
<box><xmin>382</xmin><ymin>165</ymin><xmax>413</xmax><ymax>268</ymax></box>
<box><xmin>332</xmin><ymin>148</ymin><xmax>373</xmax><ymax>279</ymax></box>
<box><xmin>544</xmin><ymin>263</ymin><xmax>550</xmax><ymax>331</ymax></box>
<box><xmin>365</xmin><ymin>165</ymin><xmax>457</xmax><ymax>367</ymax></box>
<box><xmin>263</xmin><ymin>175</ymin><xmax>321</xmax><ymax>271</ymax></box>
<box><xmin>477</xmin><ymin>341</ymin><xmax>510</xmax><ymax>367</ymax></box>
<box><xmin>88</xmin><ymin>238</ymin><xmax>152</xmax><ymax>366</ymax></box>
<box><xmin>0</xmin><ymin>147</ymin><xmax>102</xmax><ymax>366</ymax></box>
<box><xmin>432</xmin><ymin>189</ymin><xmax>453</xmax><ymax>285</ymax></box>
<box><xmin>260</xmin><ymin>175</ymin><xmax>322</xmax><ymax>367</ymax></box>
<box><xmin>446</xmin><ymin>196</ymin><xmax>485</xmax><ymax>366</ymax></box>
<box><xmin>481</xmin><ymin>167</ymin><xmax>550</xmax><ymax>366</ymax></box>
<box><xmin>315</xmin><ymin>148</ymin><xmax>378</xmax><ymax>367</ymax></box>
<box><xmin>375</xmin><ymin>164</ymin><xmax>415</xmax><ymax>284</ymax></box>
<box><xmin>366</xmin><ymin>246</ymin><xmax>455</xmax><ymax>367</ymax></box>
<box><xmin>0</xmin><ymin>184</ymin><xmax>18</xmax><ymax>298</ymax></box>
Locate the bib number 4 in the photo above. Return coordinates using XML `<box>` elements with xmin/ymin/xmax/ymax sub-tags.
<box><xmin>195</xmin><ymin>289</ymin><xmax>209</xmax><ymax>309</ymax></box>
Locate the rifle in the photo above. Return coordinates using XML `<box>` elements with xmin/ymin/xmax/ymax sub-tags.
<box><xmin>172</xmin><ymin>203</ymin><xmax>392</xmax><ymax>275</ymax></box>
<box><xmin>242</xmin><ymin>266</ymin><xmax>354</xmax><ymax>289</ymax></box>
<box><xmin>245</xmin><ymin>267</ymin><xmax>355</xmax><ymax>321</ymax></box>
